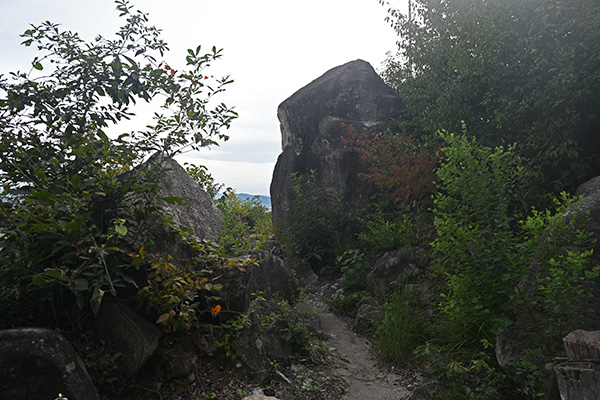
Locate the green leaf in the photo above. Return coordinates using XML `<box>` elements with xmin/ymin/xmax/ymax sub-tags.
<box><xmin>44</xmin><ymin>270</ymin><xmax>68</xmax><ymax>281</ymax></box>
<box><xmin>71</xmin><ymin>174</ymin><xmax>81</xmax><ymax>190</ymax></box>
<box><xmin>156</xmin><ymin>313</ymin><xmax>171</xmax><ymax>324</ymax></box>
<box><xmin>115</xmin><ymin>224</ymin><xmax>127</xmax><ymax>237</ymax></box>
<box><xmin>31</xmin><ymin>274</ymin><xmax>48</xmax><ymax>287</ymax></box>
<box><xmin>73</xmin><ymin>278</ymin><xmax>89</xmax><ymax>291</ymax></box>
<box><xmin>32</xmin><ymin>191</ymin><xmax>53</xmax><ymax>202</ymax></box>
<box><xmin>33</xmin><ymin>62</ymin><xmax>43</xmax><ymax>70</ymax></box>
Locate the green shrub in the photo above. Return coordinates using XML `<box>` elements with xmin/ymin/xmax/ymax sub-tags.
<box><xmin>432</xmin><ymin>131</ymin><xmax>524</xmax><ymax>343</ymax></box>
<box><xmin>0</xmin><ymin>0</ymin><xmax>236</xmax><ymax>330</ymax></box>
<box><xmin>278</xmin><ymin>170</ymin><xmax>349</xmax><ymax>271</ymax></box>
<box><xmin>429</xmin><ymin>131</ymin><xmax>598</xmax><ymax>396</ymax></box>
<box><xmin>334</xmin><ymin>249</ymin><xmax>370</xmax><ymax>291</ymax></box>
<box><xmin>357</xmin><ymin>204</ymin><xmax>432</xmax><ymax>253</ymax></box>
<box><xmin>216</xmin><ymin>189</ymin><xmax>273</xmax><ymax>257</ymax></box>
<box><xmin>374</xmin><ymin>285</ymin><xmax>431</xmax><ymax>365</ymax></box>
<box><xmin>329</xmin><ymin>291</ymin><xmax>369</xmax><ymax>318</ymax></box>
<box><xmin>184</xmin><ymin>163</ymin><xmax>225</xmax><ymax>200</ymax></box>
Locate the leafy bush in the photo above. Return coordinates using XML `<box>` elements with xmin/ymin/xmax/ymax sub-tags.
<box><xmin>381</xmin><ymin>0</ymin><xmax>600</xmax><ymax>196</ymax></box>
<box><xmin>432</xmin><ymin>131</ymin><xmax>524</xmax><ymax>342</ymax></box>
<box><xmin>185</xmin><ymin>163</ymin><xmax>225</xmax><ymax>200</ymax></box>
<box><xmin>414</xmin><ymin>341</ymin><xmax>515</xmax><ymax>400</ymax></box>
<box><xmin>357</xmin><ymin>204</ymin><xmax>431</xmax><ymax>253</ymax></box>
<box><xmin>333</xmin><ymin>249</ymin><xmax>370</xmax><ymax>291</ymax></box>
<box><xmin>342</xmin><ymin>124</ymin><xmax>438</xmax><ymax>254</ymax></box>
<box><xmin>216</xmin><ymin>189</ymin><xmax>273</xmax><ymax>257</ymax></box>
<box><xmin>374</xmin><ymin>285</ymin><xmax>431</xmax><ymax>365</ymax></box>
<box><xmin>278</xmin><ymin>170</ymin><xmax>349</xmax><ymax>271</ymax></box>
<box><xmin>0</xmin><ymin>0</ymin><xmax>236</xmax><ymax>330</ymax></box>
<box><xmin>429</xmin><ymin>131</ymin><xmax>598</xmax><ymax>396</ymax></box>
<box><xmin>329</xmin><ymin>291</ymin><xmax>369</xmax><ymax>318</ymax></box>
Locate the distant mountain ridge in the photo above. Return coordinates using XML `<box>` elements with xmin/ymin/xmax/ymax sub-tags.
<box><xmin>236</xmin><ymin>193</ymin><xmax>271</xmax><ymax>209</ymax></box>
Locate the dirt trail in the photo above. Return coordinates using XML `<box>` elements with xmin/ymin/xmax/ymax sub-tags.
<box><xmin>298</xmin><ymin>287</ymin><xmax>414</xmax><ymax>400</ymax></box>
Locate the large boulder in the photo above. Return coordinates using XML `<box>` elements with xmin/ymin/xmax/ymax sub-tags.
<box><xmin>0</xmin><ymin>328</ymin><xmax>99</xmax><ymax>400</ymax></box>
<box><xmin>270</xmin><ymin>59</ymin><xmax>403</xmax><ymax>229</ymax></box>
<box><xmin>94</xmin><ymin>300</ymin><xmax>162</xmax><ymax>376</ymax></box>
<box><xmin>123</xmin><ymin>152</ymin><xmax>222</xmax><ymax>268</ymax></box>
<box><xmin>217</xmin><ymin>250</ymin><xmax>299</xmax><ymax>312</ymax></box>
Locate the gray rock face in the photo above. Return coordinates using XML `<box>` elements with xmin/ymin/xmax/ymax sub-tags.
<box><xmin>270</xmin><ymin>59</ymin><xmax>403</xmax><ymax>229</ymax></box>
<box><xmin>218</xmin><ymin>250</ymin><xmax>298</xmax><ymax>312</ymax></box>
<box><xmin>0</xmin><ymin>328</ymin><xmax>99</xmax><ymax>400</ymax></box>
<box><xmin>125</xmin><ymin>152</ymin><xmax>222</xmax><ymax>267</ymax></box>
<box><xmin>94</xmin><ymin>300</ymin><xmax>162</xmax><ymax>376</ymax></box>
<box><xmin>150</xmin><ymin>348</ymin><xmax>197</xmax><ymax>380</ymax></box>
<box><xmin>236</xmin><ymin>310</ymin><xmax>270</xmax><ymax>383</ymax></box>
<box><xmin>245</xmin><ymin>249</ymin><xmax>298</xmax><ymax>305</ymax></box>
<box><xmin>367</xmin><ymin>248</ymin><xmax>427</xmax><ymax>296</ymax></box>
<box><xmin>354</xmin><ymin>297</ymin><xmax>382</xmax><ymax>334</ymax></box>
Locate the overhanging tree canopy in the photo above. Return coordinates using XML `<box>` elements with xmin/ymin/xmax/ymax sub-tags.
<box><xmin>381</xmin><ymin>0</ymin><xmax>600</xmax><ymax>194</ymax></box>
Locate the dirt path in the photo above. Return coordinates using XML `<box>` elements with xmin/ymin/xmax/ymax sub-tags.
<box><xmin>298</xmin><ymin>287</ymin><xmax>413</xmax><ymax>400</ymax></box>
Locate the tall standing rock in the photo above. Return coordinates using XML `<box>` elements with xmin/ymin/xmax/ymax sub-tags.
<box><xmin>270</xmin><ymin>59</ymin><xmax>403</xmax><ymax>228</ymax></box>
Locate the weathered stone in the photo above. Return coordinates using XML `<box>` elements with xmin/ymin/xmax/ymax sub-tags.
<box><xmin>271</xmin><ymin>59</ymin><xmax>403</xmax><ymax>234</ymax></box>
<box><xmin>150</xmin><ymin>348</ymin><xmax>197</xmax><ymax>380</ymax></box>
<box><xmin>246</xmin><ymin>250</ymin><xmax>298</xmax><ymax>304</ymax></box>
<box><xmin>242</xmin><ymin>395</ymin><xmax>281</xmax><ymax>400</ymax></box>
<box><xmin>554</xmin><ymin>362</ymin><xmax>600</xmax><ymax>400</ymax></box>
<box><xmin>256</xmin><ymin>301</ymin><xmax>295</xmax><ymax>360</ymax></box>
<box><xmin>218</xmin><ymin>250</ymin><xmax>298</xmax><ymax>312</ymax></box>
<box><xmin>367</xmin><ymin>248</ymin><xmax>427</xmax><ymax>296</ymax></box>
<box><xmin>123</xmin><ymin>152</ymin><xmax>222</xmax><ymax>268</ymax></box>
<box><xmin>236</xmin><ymin>311</ymin><xmax>270</xmax><ymax>383</ymax></box>
<box><xmin>0</xmin><ymin>327</ymin><xmax>99</xmax><ymax>400</ymax></box>
<box><xmin>354</xmin><ymin>297</ymin><xmax>382</xmax><ymax>334</ymax></box>
<box><xmin>191</xmin><ymin>324</ymin><xmax>220</xmax><ymax>356</ymax></box>
<box><xmin>563</xmin><ymin>329</ymin><xmax>600</xmax><ymax>360</ymax></box>
<box><xmin>94</xmin><ymin>300</ymin><xmax>161</xmax><ymax>376</ymax></box>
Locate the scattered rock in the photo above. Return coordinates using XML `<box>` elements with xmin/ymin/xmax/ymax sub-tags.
<box><xmin>236</xmin><ymin>311</ymin><xmax>270</xmax><ymax>383</ymax></box>
<box><xmin>0</xmin><ymin>327</ymin><xmax>99</xmax><ymax>400</ymax></box>
<box><xmin>94</xmin><ymin>300</ymin><xmax>161</xmax><ymax>376</ymax></box>
<box><xmin>150</xmin><ymin>348</ymin><xmax>197</xmax><ymax>380</ymax></box>
<box><xmin>246</xmin><ymin>250</ymin><xmax>299</xmax><ymax>305</ymax></box>
<box><xmin>367</xmin><ymin>247</ymin><xmax>427</xmax><ymax>296</ymax></box>
<box><xmin>563</xmin><ymin>329</ymin><xmax>600</xmax><ymax>360</ymax></box>
<box><xmin>243</xmin><ymin>395</ymin><xmax>281</xmax><ymax>400</ymax></box>
<box><xmin>354</xmin><ymin>297</ymin><xmax>382</xmax><ymax>334</ymax></box>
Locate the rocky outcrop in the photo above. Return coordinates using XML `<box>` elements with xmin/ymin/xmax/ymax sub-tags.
<box><xmin>367</xmin><ymin>248</ymin><xmax>428</xmax><ymax>296</ymax></box>
<box><xmin>0</xmin><ymin>328</ymin><xmax>99</xmax><ymax>400</ymax></box>
<box><xmin>218</xmin><ymin>250</ymin><xmax>299</xmax><ymax>312</ymax></box>
<box><xmin>123</xmin><ymin>152</ymin><xmax>222</xmax><ymax>268</ymax></box>
<box><xmin>94</xmin><ymin>300</ymin><xmax>162</xmax><ymax>376</ymax></box>
<box><xmin>270</xmin><ymin>59</ymin><xmax>403</xmax><ymax>230</ymax></box>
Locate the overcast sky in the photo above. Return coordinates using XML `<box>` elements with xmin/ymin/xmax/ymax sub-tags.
<box><xmin>0</xmin><ymin>0</ymin><xmax>405</xmax><ymax>195</ymax></box>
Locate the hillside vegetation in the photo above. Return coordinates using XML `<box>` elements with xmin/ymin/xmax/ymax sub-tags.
<box><xmin>1</xmin><ymin>0</ymin><xmax>599</xmax><ymax>399</ymax></box>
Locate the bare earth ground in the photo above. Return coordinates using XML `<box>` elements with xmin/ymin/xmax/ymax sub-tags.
<box><xmin>298</xmin><ymin>283</ymin><xmax>423</xmax><ymax>400</ymax></box>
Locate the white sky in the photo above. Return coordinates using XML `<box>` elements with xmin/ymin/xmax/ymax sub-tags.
<box><xmin>0</xmin><ymin>0</ymin><xmax>405</xmax><ymax>195</ymax></box>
